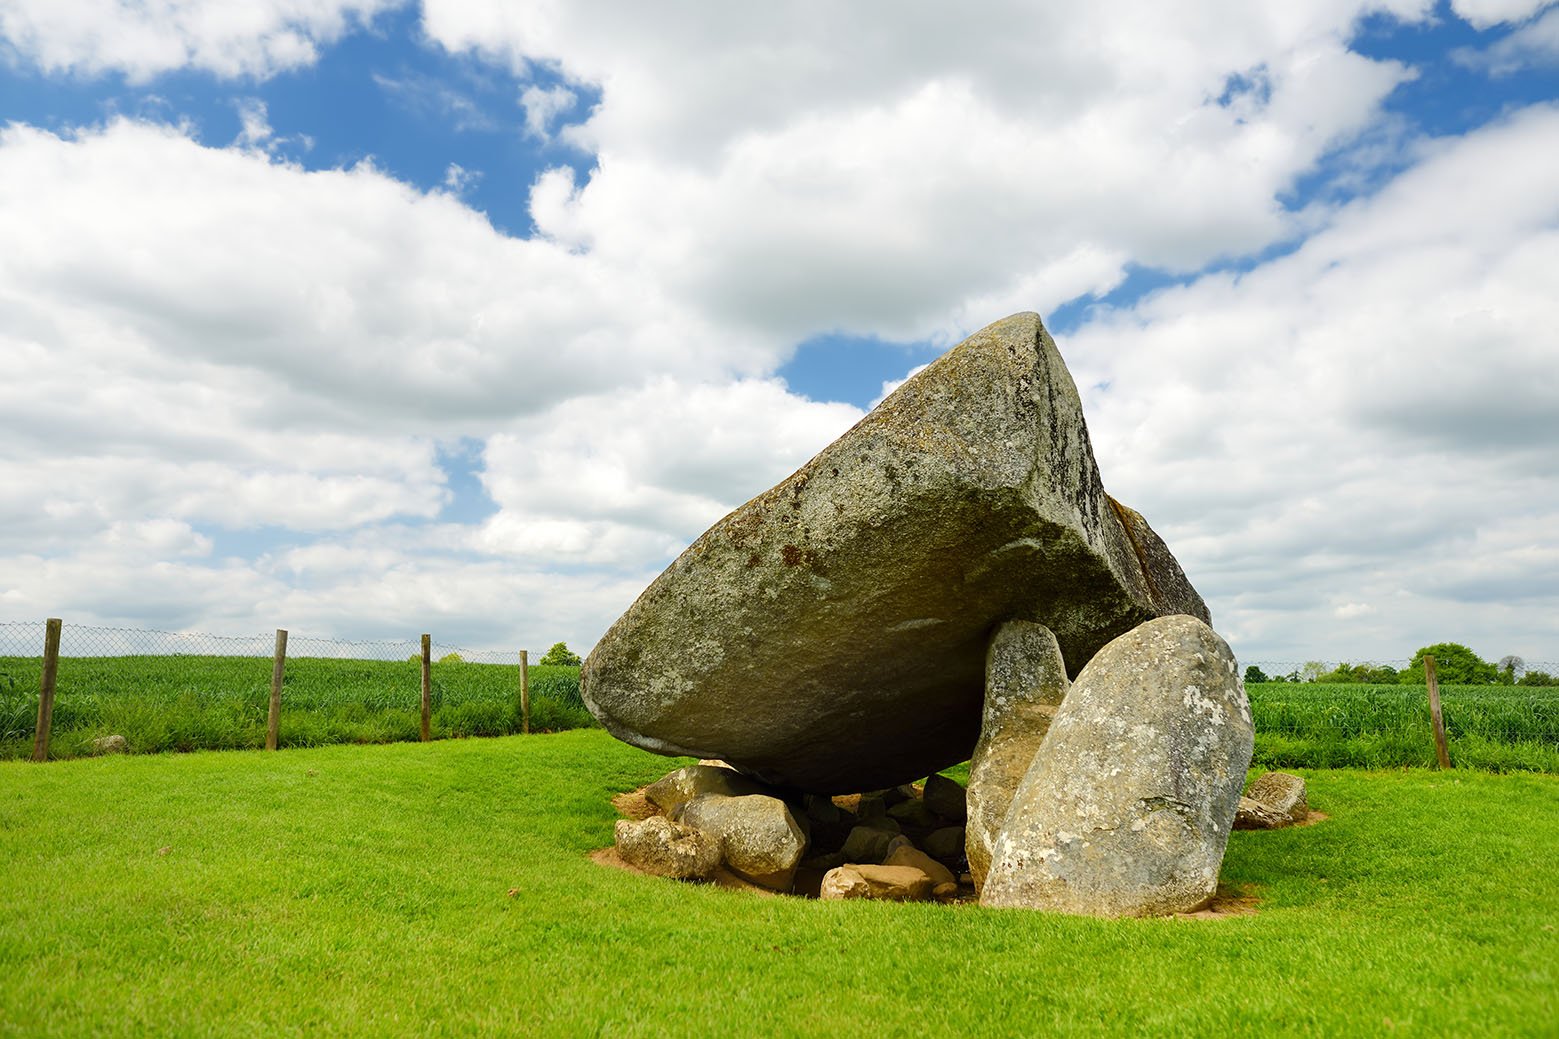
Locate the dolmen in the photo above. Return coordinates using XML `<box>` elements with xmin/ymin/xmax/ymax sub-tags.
<box><xmin>585</xmin><ymin>312</ymin><xmax>1255</xmax><ymax>917</ymax></box>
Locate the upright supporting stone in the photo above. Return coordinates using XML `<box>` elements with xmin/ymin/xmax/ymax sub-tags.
<box><xmin>982</xmin><ymin>615</ymin><xmax>1253</xmax><ymax>917</ymax></box>
<box><xmin>965</xmin><ymin>620</ymin><xmax>1069</xmax><ymax>893</ymax></box>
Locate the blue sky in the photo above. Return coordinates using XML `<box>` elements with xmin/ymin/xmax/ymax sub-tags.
<box><xmin>1</xmin><ymin>0</ymin><xmax>1556</xmax><ymax>665</ymax></box>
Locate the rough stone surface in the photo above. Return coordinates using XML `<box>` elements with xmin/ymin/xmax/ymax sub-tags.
<box><xmin>582</xmin><ymin>312</ymin><xmax>1209</xmax><ymax>793</ymax></box>
<box><xmin>922</xmin><ymin>774</ymin><xmax>968</xmax><ymax>822</ymax></box>
<box><xmin>613</xmin><ymin>816</ymin><xmax>721</xmax><ymax>879</ymax></box>
<box><xmin>884</xmin><ymin>841</ymin><xmax>957</xmax><ymax>888</ymax></box>
<box><xmin>819</xmin><ymin>864</ymin><xmax>935</xmax><ymax>902</ymax></box>
<box><xmin>1234</xmin><ymin>772</ymin><xmax>1309</xmax><ymax>830</ymax></box>
<box><xmin>966</xmin><ymin>620</ymin><xmax>1070</xmax><ymax>893</ymax></box>
<box><xmin>90</xmin><ymin>734</ymin><xmax>128</xmax><ymax>755</ymax></box>
<box><xmin>923</xmin><ymin>826</ymin><xmax>966</xmax><ymax>865</ymax></box>
<box><xmin>643</xmin><ymin>765</ymin><xmax>769</xmax><ymax>815</ymax></box>
<box><xmin>982</xmin><ymin>615</ymin><xmax>1253</xmax><ymax>917</ymax></box>
<box><xmin>676</xmin><ymin>794</ymin><xmax>807</xmax><ymax>891</ymax></box>
<box><xmin>839</xmin><ymin>825</ymin><xmax>897</xmax><ymax>865</ymax></box>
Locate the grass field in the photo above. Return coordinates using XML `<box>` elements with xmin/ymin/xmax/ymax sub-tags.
<box><xmin>2</xmin><ymin>731</ymin><xmax>1555</xmax><ymax>1036</ymax></box>
<box><xmin>0</xmin><ymin>656</ymin><xmax>592</xmax><ymax>760</ymax></box>
<box><xmin>3</xmin><ymin>657</ymin><xmax>1556</xmax><ymax>771</ymax></box>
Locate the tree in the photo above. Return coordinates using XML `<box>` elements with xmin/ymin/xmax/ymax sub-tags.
<box><xmin>1317</xmin><ymin>662</ymin><xmax>1399</xmax><ymax>684</ymax></box>
<box><xmin>1497</xmin><ymin>655</ymin><xmax>1525</xmax><ymax>685</ymax></box>
<box><xmin>1299</xmin><ymin>661</ymin><xmax>1327</xmax><ymax>683</ymax></box>
<box><xmin>1518</xmin><ymin>669</ymin><xmax>1558</xmax><ymax>687</ymax></box>
<box><xmin>1243</xmin><ymin>665</ymin><xmax>1269</xmax><ymax>684</ymax></box>
<box><xmin>538</xmin><ymin>641</ymin><xmax>582</xmax><ymax>667</ymax></box>
<box><xmin>1399</xmin><ymin>643</ymin><xmax>1497</xmax><ymax>685</ymax></box>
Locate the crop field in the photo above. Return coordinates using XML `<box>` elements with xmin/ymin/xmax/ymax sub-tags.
<box><xmin>0</xmin><ymin>655</ymin><xmax>591</xmax><ymax>760</ymax></box>
<box><xmin>2</xmin><ymin>731</ymin><xmax>1555</xmax><ymax>1036</ymax></box>
<box><xmin>3</xmin><ymin>656</ymin><xmax>1557</xmax><ymax>771</ymax></box>
<box><xmin>1248</xmin><ymin>681</ymin><xmax>1559</xmax><ymax>772</ymax></box>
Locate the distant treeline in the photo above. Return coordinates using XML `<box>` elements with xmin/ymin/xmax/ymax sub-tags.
<box><xmin>1247</xmin><ymin>642</ymin><xmax>1557</xmax><ymax>687</ymax></box>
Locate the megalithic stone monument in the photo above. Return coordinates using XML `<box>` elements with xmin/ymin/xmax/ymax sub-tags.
<box><xmin>582</xmin><ymin>312</ymin><xmax>1208</xmax><ymax>793</ymax></box>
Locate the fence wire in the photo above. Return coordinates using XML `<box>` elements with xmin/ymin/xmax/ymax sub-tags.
<box><xmin>0</xmin><ymin>621</ymin><xmax>527</xmax><ymax>665</ymax></box>
<box><xmin>2</xmin><ymin>621</ymin><xmax>1555</xmax><ymax>764</ymax></box>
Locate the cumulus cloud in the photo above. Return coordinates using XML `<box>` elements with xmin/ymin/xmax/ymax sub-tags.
<box><xmin>1454</xmin><ymin>5</ymin><xmax>1559</xmax><ymax>73</ymax></box>
<box><xmin>422</xmin><ymin>1</ymin><xmax>1432</xmax><ymax>347</ymax></box>
<box><xmin>1060</xmin><ymin>104</ymin><xmax>1559</xmax><ymax>661</ymax></box>
<box><xmin>519</xmin><ymin>83</ymin><xmax>577</xmax><ymax>140</ymax></box>
<box><xmin>0</xmin><ymin>0</ymin><xmax>405</xmax><ymax>81</ymax></box>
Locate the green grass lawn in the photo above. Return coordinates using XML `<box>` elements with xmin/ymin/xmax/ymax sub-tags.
<box><xmin>2</xmin><ymin>732</ymin><xmax>1555</xmax><ymax>1037</ymax></box>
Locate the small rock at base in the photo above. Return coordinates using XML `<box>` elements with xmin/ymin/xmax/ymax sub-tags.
<box><xmin>90</xmin><ymin>734</ymin><xmax>128</xmax><ymax>755</ymax></box>
<box><xmin>923</xmin><ymin>826</ymin><xmax>967</xmax><ymax>864</ymax></box>
<box><xmin>883</xmin><ymin>843</ymin><xmax>957</xmax><ymax>888</ymax></box>
<box><xmin>932</xmin><ymin>882</ymin><xmax>959</xmax><ymax>902</ymax></box>
<box><xmin>840</xmin><ymin>825</ymin><xmax>898</xmax><ymax>865</ymax></box>
<box><xmin>819</xmin><ymin>864</ymin><xmax>935</xmax><ymax>902</ymax></box>
<box><xmin>923</xmin><ymin>774</ymin><xmax>968</xmax><ymax>822</ymax></box>
<box><xmin>614</xmin><ymin>816</ymin><xmax>721</xmax><ymax>879</ymax></box>
<box><xmin>1233</xmin><ymin>772</ymin><xmax>1308</xmax><ymax>830</ymax></box>
<box><xmin>677</xmin><ymin>793</ymin><xmax>807</xmax><ymax>890</ymax></box>
<box><xmin>644</xmin><ymin>765</ymin><xmax>768</xmax><ymax>814</ymax></box>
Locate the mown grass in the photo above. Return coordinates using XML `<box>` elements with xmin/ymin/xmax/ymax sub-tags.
<box><xmin>0</xmin><ymin>656</ymin><xmax>592</xmax><ymax>760</ymax></box>
<box><xmin>1</xmin><ymin>732</ymin><xmax>1554</xmax><ymax>1037</ymax></box>
<box><xmin>1249</xmin><ymin>682</ymin><xmax>1559</xmax><ymax>772</ymax></box>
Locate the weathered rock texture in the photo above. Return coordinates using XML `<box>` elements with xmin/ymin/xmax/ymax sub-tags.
<box><xmin>819</xmin><ymin>864</ymin><xmax>935</xmax><ymax>902</ymax></box>
<box><xmin>583</xmin><ymin>312</ymin><xmax>1208</xmax><ymax>792</ymax></box>
<box><xmin>676</xmin><ymin>794</ymin><xmax>807</xmax><ymax>891</ymax></box>
<box><xmin>966</xmin><ymin>620</ymin><xmax>1070</xmax><ymax>893</ymax></box>
<box><xmin>981</xmin><ymin>615</ymin><xmax>1253</xmax><ymax>917</ymax></box>
<box><xmin>644</xmin><ymin>764</ymin><xmax>768</xmax><ymax>815</ymax></box>
<box><xmin>1234</xmin><ymin>771</ymin><xmax>1309</xmax><ymax>830</ymax></box>
<box><xmin>614</xmin><ymin>816</ymin><xmax>721</xmax><ymax>879</ymax></box>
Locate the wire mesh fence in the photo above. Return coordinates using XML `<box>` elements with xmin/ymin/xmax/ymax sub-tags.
<box><xmin>2</xmin><ymin>620</ymin><xmax>1556</xmax><ymax>768</ymax></box>
<box><xmin>0</xmin><ymin>619</ymin><xmax>592</xmax><ymax>761</ymax></box>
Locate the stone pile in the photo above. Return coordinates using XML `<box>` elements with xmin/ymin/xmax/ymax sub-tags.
<box><xmin>613</xmin><ymin>763</ymin><xmax>973</xmax><ymax>903</ymax></box>
<box><xmin>586</xmin><ymin>313</ymin><xmax>1266</xmax><ymax>917</ymax></box>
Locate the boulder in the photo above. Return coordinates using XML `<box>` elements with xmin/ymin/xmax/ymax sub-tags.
<box><xmin>819</xmin><ymin>864</ymin><xmax>935</xmax><ymax>902</ymax></box>
<box><xmin>676</xmin><ymin>794</ymin><xmax>807</xmax><ymax>891</ymax></box>
<box><xmin>839</xmin><ymin>825</ymin><xmax>898</xmax><ymax>865</ymax></box>
<box><xmin>923</xmin><ymin>826</ymin><xmax>967</xmax><ymax>865</ymax></box>
<box><xmin>644</xmin><ymin>764</ymin><xmax>769</xmax><ymax>815</ymax></box>
<box><xmin>883</xmin><ymin>840</ymin><xmax>957</xmax><ymax>888</ymax></box>
<box><xmin>613</xmin><ymin>816</ymin><xmax>721</xmax><ymax>879</ymax></box>
<box><xmin>1234</xmin><ymin>772</ymin><xmax>1309</xmax><ymax>830</ymax></box>
<box><xmin>966</xmin><ymin>620</ymin><xmax>1070</xmax><ymax>893</ymax></box>
<box><xmin>582</xmin><ymin>312</ymin><xmax>1209</xmax><ymax>793</ymax></box>
<box><xmin>982</xmin><ymin>615</ymin><xmax>1253</xmax><ymax>917</ymax></box>
<box><xmin>922</xmin><ymin>774</ymin><xmax>967</xmax><ymax>823</ymax></box>
<box><xmin>887</xmin><ymin>798</ymin><xmax>937</xmax><ymax>829</ymax></box>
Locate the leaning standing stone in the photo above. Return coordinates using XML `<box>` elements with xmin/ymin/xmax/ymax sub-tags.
<box><xmin>965</xmin><ymin>620</ymin><xmax>1069</xmax><ymax>893</ymax></box>
<box><xmin>982</xmin><ymin>615</ymin><xmax>1252</xmax><ymax>917</ymax></box>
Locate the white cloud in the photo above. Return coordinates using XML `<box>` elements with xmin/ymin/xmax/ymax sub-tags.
<box><xmin>1454</xmin><ymin>5</ymin><xmax>1559</xmax><ymax>73</ymax></box>
<box><xmin>425</xmin><ymin>1</ymin><xmax>1429</xmax><ymax>345</ymax></box>
<box><xmin>0</xmin><ymin>0</ymin><xmax>405</xmax><ymax>82</ymax></box>
<box><xmin>1062</xmin><ymin>104</ymin><xmax>1559</xmax><ymax>661</ymax></box>
<box><xmin>519</xmin><ymin>83</ymin><xmax>577</xmax><ymax>141</ymax></box>
<box><xmin>1449</xmin><ymin>0</ymin><xmax>1557</xmax><ymax>29</ymax></box>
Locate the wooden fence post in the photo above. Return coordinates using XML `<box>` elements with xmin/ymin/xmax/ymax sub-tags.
<box><xmin>520</xmin><ymin>650</ymin><xmax>530</xmax><ymax>735</ymax></box>
<box><xmin>266</xmin><ymin>629</ymin><xmax>288</xmax><ymax>751</ymax></box>
<box><xmin>30</xmin><ymin>618</ymin><xmax>62</xmax><ymax>762</ymax></box>
<box><xmin>420</xmin><ymin>634</ymin><xmax>432</xmax><ymax>742</ymax></box>
<box><xmin>1425</xmin><ymin>655</ymin><xmax>1452</xmax><ymax>769</ymax></box>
